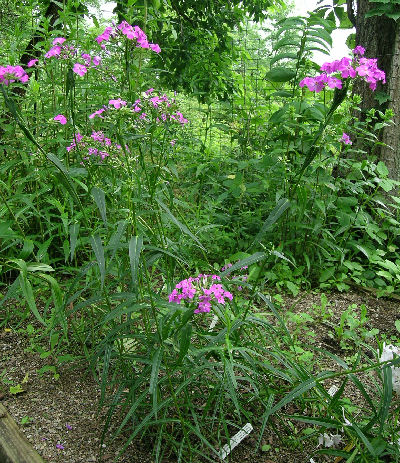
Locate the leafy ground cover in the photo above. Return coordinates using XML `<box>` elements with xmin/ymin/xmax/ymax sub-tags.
<box><xmin>1</xmin><ymin>290</ymin><xmax>399</xmax><ymax>462</ymax></box>
<box><xmin>1</xmin><ymin>1</ymin><xmax>400</xmax><ymax>462</ymax></box>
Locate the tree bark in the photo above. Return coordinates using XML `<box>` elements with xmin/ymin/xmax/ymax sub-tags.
<box><xmin>349</xmin><ymin>0</ymin><xmax>399</xmax><ymax>181</ymax></box>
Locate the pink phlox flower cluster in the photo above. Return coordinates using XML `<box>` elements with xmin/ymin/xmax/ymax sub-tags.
<box><xmin>0</xmin><ymin>65</ymin><xmax>29</xmax><ymax>85</ymax></box>
<box><xmin>109</xmin><ymin>98</ymin><xmax>127</xmax><ymax>109</ymax></box>
<box><xmin>43</xmin><ymin>37</ymin><xmax>100</xmax><ymax>77</ymax></box>
<box><xmin>356</xmin><ymin>57</ymin><xmax>386</xmax><ymax>90</ymax></box>
<box><xmin>54</xmin><ymin>114</ymin><xmax>67</xmax><ymax>125</ymax></box>
<box><xmin>170</xmin><ymin>111</ymin><xmax>189</xmax><ymax>125</ymax></box>
<box><xmin>299</xmin><ymin>46</ymin><xmax>385</xmax><ymax>93</ymax></box>
<box><xmin>300</xmin><ymin>73</ymin><xmax>342</xmax><ymax>92</ymax></box>
<box><xmin>27</xmin><ymin>59</ymin><xmax>38</xmax><ymax>68</ymax></box>
<box><xmin>53</xmin><ymin>37</ymin><xmax>66</xmax><ymax>45</ymax></box>
<box><xmin>73</xmin><ymin>63</ymin><xmax>87</xmax><ymax>77</ymax></box>
<box><xmin>353</xmin><ymin>45</ymin><xmax>365</xmax><ymax>56</ymax></box>
<box><xmin>66</xmin><ymin>131</ymin><xmax>121</xmax><ymax>163</ymax></box>
<box><xmin>96</xmin><ymin>22</ymin><xmax>161</xmax><ymax>53</ymax></box>
<box><xmin>89</xmin><ymin>107</ymin><xmax>107</xmax><ymax>119</ymax></box>
<box><xmin>168</xmin><ymin>274</ymin><xmax>233</xmax><ymax>314</ymax></box>
<box><xmin>45</xmin><ymin>45</ymin><xmax>62</xmax><ymax>58</ymax></box>
<box><xmin>341</xmin><ymin>133</ymin><xmax>352</xmax><ymax>145</ymax></box>
<box><xmin>95</xmin><ymin>26</ymin><xmax>114</xmax><ymax>46</ymax></box>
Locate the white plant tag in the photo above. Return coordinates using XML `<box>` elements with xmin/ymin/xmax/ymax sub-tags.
<box><xmin>208</xmin><ymin>314</ymin><xmax>219</xmax><ymax>331</ymax></box>
<box><xmin>220</xmin><ymin>423</ymin><xmax>253</xmax><ymax>460</ymax></box>
<box><xmin>328</xmin><ymin>385</ymin><xmax>338</xmax><ymax>397</ymax></box>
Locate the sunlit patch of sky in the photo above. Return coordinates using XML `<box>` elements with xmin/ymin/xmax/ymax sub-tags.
<box><xmin>87</xmin><ymin>0</ymin><xmax>355</xmax><ymax>65</ymax></box>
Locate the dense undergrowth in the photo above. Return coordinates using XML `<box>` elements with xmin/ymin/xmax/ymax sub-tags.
<box><xmin>1</xmin><ymin>1</ymin><xmax>400</xmax><ymax>462</ymax></box>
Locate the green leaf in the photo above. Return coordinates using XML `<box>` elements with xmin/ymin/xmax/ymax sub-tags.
<box><xmin>91</xmin><ymin>187</ymin><xmax>107</xmax><ymax>225</ymax></box>
<box><xmin>177</xmin><ymin>322</ymin><xmax>192</xmax><ymax>364</ymax></box>
<box><xmin>10</xmin><ymin>384</ymin><xmax>24</xmax><ymax>395</ymax></box>
<box><xmin>270</xmin><ymin>53</ymin><xmax>298</xmax><ymax>66</ymax></box>
<box><xmin>220</xmin><ymin>252</ymin><xmax>266</xmax><ymax>277</ymax></box>
<box><xmin>265</xmin><ymin>68</ymin><xmax>296</xmax><ymax>82</ymax></box>
<box><xmin>251</xmin><ymin>198</ymin><xmax>290</xmax><ymax>248</ymax></box>
<box><xmin>129</xmin><ymin>236</ymin><xmax>143</xmax><ymax>291</ymax></box>
<box><xmin>156</xmin><ymin>198</ymin><xmax>204</xmax><ymax>249</ymax></box>
<box><xmin>19</xmin><ymin>273</ymin><xmax>46</xmax><ymax>325</ymax></box>
<box><xmin>376</xmin><ymin>161</ymin><xmax>389</xmax><ymax>177</ymax></box>
<box><xmin>149</xmin><ymin>347</ymin><xmax>164</xmax><ymax>416</ymax></box>
<box><xmin>47</xmin><ymin>153</ymin><xmax>88</xmax><ymax>226</ymax></box>
<box><xmin>319</xmin><ymin>267</ymin><xmax>335</xmax><ymax>282</ymax></box>
<box><xmin>90</xmin><ymin>235</ymin><xmax>106</xmax><ymax>288</ymax></box>
<box><xmin>69</xmin><ymin>223</ymin><xmax>80</xmax><ymax>261</ymax></box>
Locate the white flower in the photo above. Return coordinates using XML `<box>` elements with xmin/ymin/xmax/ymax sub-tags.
<box><xmin>380</xmin><ymin>343</ymin><xmax>400</xmax><ymax>394</ymax></box>
<box><xmin>318</xmin><ymin>433</ymin><xmax>342</xmax><ymax>448</ymax></box>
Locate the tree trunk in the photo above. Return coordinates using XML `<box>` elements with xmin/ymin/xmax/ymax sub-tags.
<box><xmin>380</xmin><ymin>22</ymin><xmax>400</xmax><ymax>182</ymax></box>
<box><xmin>348</xmin><ymin>0</ymin><xmax>399</xmax><ymax>182</ymax></box>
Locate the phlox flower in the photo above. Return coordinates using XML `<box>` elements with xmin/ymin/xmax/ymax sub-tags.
<box><xmin>300</xmin><ymin>47</ymin><xmax>384</xmax><ymax>93</ymax></box>
<box><xmin>81</xmin><ymin>53</ymin><xmax>91</xmax><ymax>66</ymax></box>
<box><xmin>45</xmin><ymin>45</ymin><xmax>62</xmax><ymax>58</ymax></box>
<box><xmin>54</xmin><ymin>114</ymin><xmax>67</xmax><ymax>125</ymax></box>
<box><xmin>89</xmin><ymin>107</ymin><xmax>106</xmax><ymax>119</ymax></box>
<box><xmin>27</xmin><ymin>59</ymin><xmax>38</xmax><ymax>68</ymax></box>
<box><xmin>73</xmin><ymin>63</ymin><xmax>87</xmax><ymax>76</ymax></box>
<box><xmin>341</xmin><ymin>133</ymin><xmax>352</xmax><ymax>145</ymax></box>
<box><xmin>53</xmin><ymin>37</ymin><xmax>66</xmax><ymax>45</ymax></box>
<box><xmin>95</xmin><ymin>26</ymin><xmax>114</xmax><ymax>44</ymax></box>
<box><xmin>353</xmin><ymin>45</ymin><xmax>365</xmax><ymax>56</ymax></box>
<box><xmin>92</xmin><ymin>55</ymin><xmax>101</xmax><ymax>66</ymax></box>
<box><xmin>150</xmin><ymin>43</ymin><xmax>161</xmax><ymax>53</ymax></box>
<box><xmin>169</xmin><ymin>274</ymin><xmax>234</xmax><ymax>314</ymax></box>
<box><xmin>0</xmin><ymin>65</ymin><xmax>29</xmax><ymax>85</ymax></box>
<box><xmin>109</xmin><ymin>98</ymin><xmax>127</xmax><ymax>109</ymax></box>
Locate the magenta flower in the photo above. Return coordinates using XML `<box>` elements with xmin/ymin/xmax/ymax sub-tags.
<box><xmin>56</xmin><ymin>444</ymin><xmax>65</xmax><ymax>450</ymax></box>
<box><xmin>81</xmin><ymin>53</ymin><xmax>91</xmax><ymax>66</ymax></box>
<box><xmin>0</xmin><ymin>65</ymin><xmax>29</xmax><ymax>85</ymax></box>
<box><xmin>65</xmin><ymin>424</ymin><xmax>72</xmax><ymax>430</ymax></box>
<box><xmin>109</xmin><ymin>98</ymin><xmax>127</xmax><ymax>109</ymax></box>
<box><xmin>92</xmin><ymin>55</ymin><xmax>101</xmax><ymax>66</ymax></box>
<box><xmin>54</xmin><ymin>114</ymin><xmax>67</xmax><ymax>125</ymax></box>
<box><xmin>73</xmin><ymin>63</ymin><xmax>87</xmax><ymax>76</ymax></box>
<box><xmin>341</xmin><ymin>133</ymin><xmax>352</xmax><ymax>145</ymax></box>
<box><xmin>53</xmin><ymin>37</ymin><xmax>66</xmax><ymax>45</ymax></box>
<box><xmin>89</xmin><ymin>107</ymin><xmax>106</xmax><ymax>119</ymax></box>
<box><xmin>27</xmin><ymin>59</ymin><xmax>38</xmax><ymax>68</ymax></box>
<box><xmin>95</xmin><ymin>26</ymin><xmax>114</xmax><ymax>44</ymax></box>
<box><xmin>353</xmin><ymin>45</ymin><xmax>365</xmax><ymax>56</ymax></box>
<box><xmin>169</xmin><ymin>274</ymin><xmax>233</xmax><ymax>313</ymax></box>
<box><xmin>150</xmin><ymin>43</ymin><xmax>161</xmax><ymax>53</ymax></box>
<box><xmin>45</xmin><ymin>46</ymin><xmax>62</xmax><ymax>58</ymax></box>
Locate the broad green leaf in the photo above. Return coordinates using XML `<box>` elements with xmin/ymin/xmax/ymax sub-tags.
<box><xmin>19</xmin><ymin>273</ymin><xmax>46</xmax><ymax>325</ymax></box>
<box><xmin>265</xmin><ymin>68</ymin><xmax>296</xmax><ymax>82</ymax></box>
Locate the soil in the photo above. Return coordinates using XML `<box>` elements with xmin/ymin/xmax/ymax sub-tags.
<box><xmin>1</xmin><ymin>289</ymin><xmax>399</xmax><ymax>463</ymax></box>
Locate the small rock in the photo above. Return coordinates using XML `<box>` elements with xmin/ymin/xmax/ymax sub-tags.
<box><xmin>87</xmin><ymin>456</ymin><xmax>97</xmax><ymax>462</ymax></box>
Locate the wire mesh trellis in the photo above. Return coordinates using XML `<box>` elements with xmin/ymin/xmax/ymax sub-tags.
<box><xmin>170</xmin><ymin>23</ymin><xmax>275</xmax><ymax>158</ymax></box>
